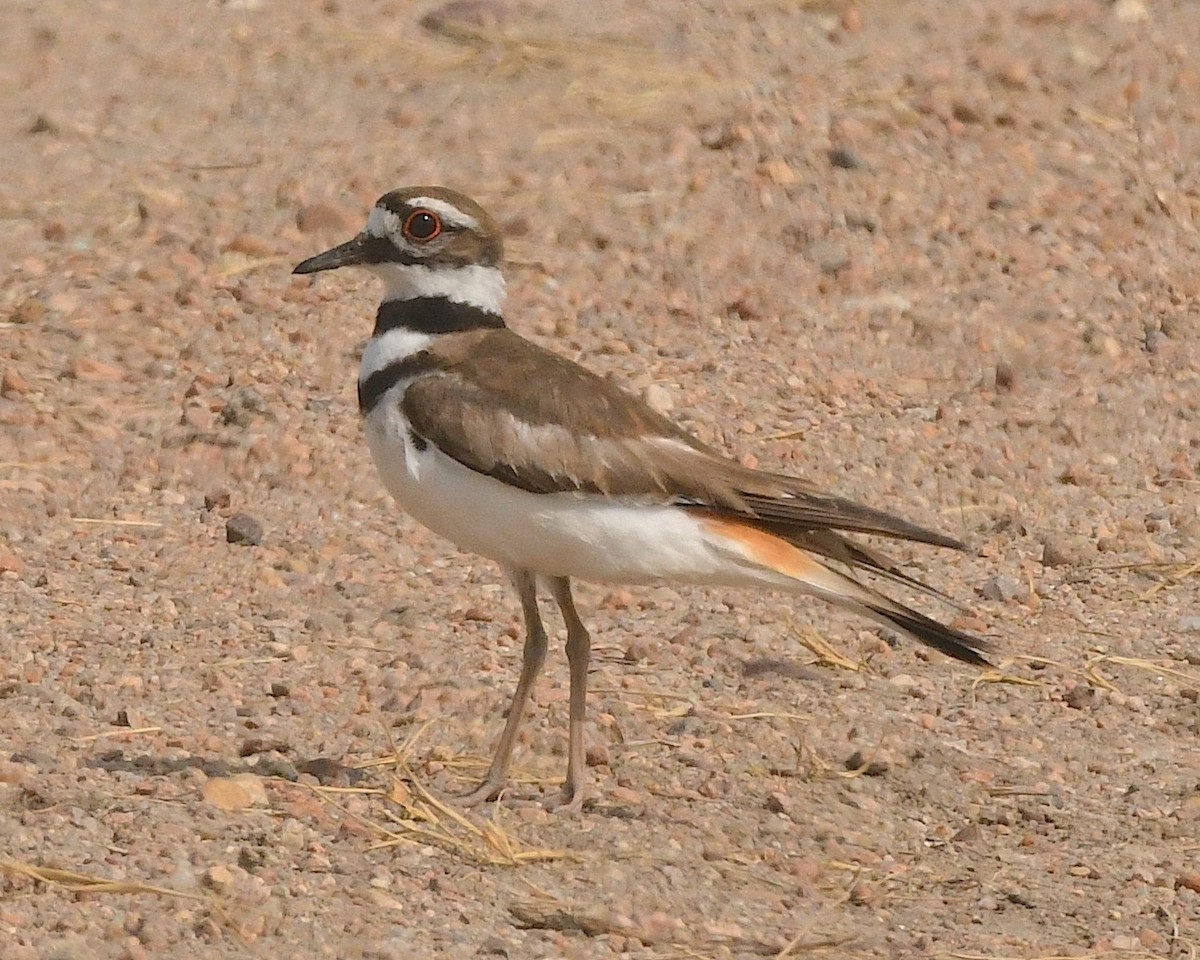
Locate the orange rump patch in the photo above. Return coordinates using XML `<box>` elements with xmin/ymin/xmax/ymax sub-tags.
<box><xmin>699</xmin><ymin>516</ymin><xmax>825</xmax><ymax>580</ymax></box>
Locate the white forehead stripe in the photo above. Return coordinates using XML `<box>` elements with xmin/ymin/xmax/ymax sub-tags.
<box><xmin>406</xmin><ymin>196</ymin><xmax>480</xmax><ymax>231</ymax></box>
<box><xmin>366</xmin><ymin>206</ymin><xmax>402</xmax><ymax>238</ymax></box>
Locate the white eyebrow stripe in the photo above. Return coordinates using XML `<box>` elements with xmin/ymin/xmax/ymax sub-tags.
<box><xmin>366</xmin><ymin>206</ymin><xmax>402</xmax><ymax>238</ymax></box>
<box><xmin>407</xmin><ymin>196</ymin><xmax>479</xmax><ymax>231</ymax></box>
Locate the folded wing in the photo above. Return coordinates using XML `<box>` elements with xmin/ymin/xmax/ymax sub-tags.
<box><xmin>402</xmin><ymin>329</ymin><xmax>966</xmax><ymax>551</ymax></box>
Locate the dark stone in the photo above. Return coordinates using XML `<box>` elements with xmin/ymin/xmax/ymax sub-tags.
<box><xmin>226</xmin><ymin>513</ymin><xmax>263</xmax><ymax>546</ymax></box>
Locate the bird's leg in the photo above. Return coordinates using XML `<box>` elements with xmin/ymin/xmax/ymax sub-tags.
<box><xmin>458</xmin><ymin>569</ymin><xmax>547</xmax><ymax>807</ymax></box>
<box><xmin>548</xmin><ymin>576</ymin><xmax>592</xmax><ymax>813</ymax></box>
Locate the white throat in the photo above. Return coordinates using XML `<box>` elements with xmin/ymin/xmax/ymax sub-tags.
<box><xmin>368</xmin><ymin>262</ymin><xmax>506</xmax><ymax>314</ymax></box>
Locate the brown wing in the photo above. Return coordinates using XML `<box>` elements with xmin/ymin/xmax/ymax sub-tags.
<box><xmin>401</xmin><ymin>329</ymin><xmax>966</xmax><ymax>550</ymax></box>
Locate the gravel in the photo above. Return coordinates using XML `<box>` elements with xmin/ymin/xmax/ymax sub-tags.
<box><xmin>1</xmin><ymin>1</ymin><xmax>1198</xmax><ymax>957</ymax></box>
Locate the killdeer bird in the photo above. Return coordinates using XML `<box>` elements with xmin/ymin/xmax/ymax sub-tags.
<box><xmin>295</xmin><ymin>186</ymin><xmax>992</xmax><ymax>811</ymax></box>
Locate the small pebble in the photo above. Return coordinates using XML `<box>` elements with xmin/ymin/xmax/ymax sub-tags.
<box><xmin>1177</xmin><ymin>795</ymin><xmax>1200</xmax><ymax>821</ymax></box>
<box><xmin>204</xmin><ymin>864</ymin><xmax>236</xmax><ymax>894</ymax></box>
<box><xmin>1176</xmin><ymin>873</ymin><xmax>1200</xmax><ymax>893</ymax></box>
<box><xmin>477</xmin><ymin>936</ymin><xmax>511</xmax><ymax>957</ymax></box>
<box><xmin>1064</xmin><ymin>685</ymin><xmax>1095</xmax><ymax>710</ymax></box>
<box><xmin>979</xmin><ymin>575</ymin><xmax>1029</xmax><ymax>603</ymax></box>
<box><xmin>742</xmin><ymin>657</ymin><xmax>819</xmax><ymax>680</ymax></box>
<box><xmin>765</xmin><ymin>792</ymin><xmax>792</xmax><ymax>816</ymax></box>
<box><xmin>608</xmin><ymin>785</ymin><xmax>644</xmax><ymax>806</ymax></box>
<box><xmin>1</xmin><ymin>368</ymin><xmax>30</xmax><ymax>397</ymax></box>
<box><xmin>222</xmin><ymin>387</ymin><xmax>268</xmax><ymax>427</ymax></box>
<box><xmin>806</xmin><ymin>240</ymin><xmax>851</xmax><ymax>275</ymax></box>
<box><xmin>226</xmin><ymin>513</ymin><xmax>264</xmax><ymax>545</ymax></box>
<box><xmin>223</xmin><ymin>234</ymin><xmax>275</xmax><ymax>258</ymax></box>
<box><xmin>828</xmin><ymin>146</ymin><xmax>863</xmax><ymax>170</ymax></box>
<box><xmin>1040</xmin><ymin>539</ymin><xmax>1072</xmax><ymax>567</ymax></box>
<box><xmin>204</xmin><ymin>489</ymin><xmax>232</xmax><ymax>511</ymax></box>
<box><xmin>845</xmin><ymin>750</ymin><xmax>889</xmax><ymax>776</ymax></box>
<box><xmin>951</xmin><ymin>99</ymin><xmax>986</xmax><ymax>123</ymax></box>
<box><xmin>28</xmin><ymin>114</ymin><xmax>59</xmax><ymax>134</ymax></box>
<box><xmin>643</xmin><ymin>383</ymin><xmax>675</xmax><ymax>414</ymax></box>
<box><xmin>699</xmin><ymin>119</ymin><xmax>742</xmax><ymax>150</ymax></box>
<box><xmin>952</xmin><ymin>823</ymin><xmax>982</xmax><ymax>843</ymax></box>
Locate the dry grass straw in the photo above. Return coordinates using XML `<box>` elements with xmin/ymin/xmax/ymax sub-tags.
<box><xmin>305</xmin><ymin>722</ymin><xmax>566</xmax><ymax>867</ymax></box>
<box><xmin>971</xmin><ymin>648</ymin><xmax>1200</xmax><ymax>702</ymax></box>
<box><xmin>1079</xmin><ymin>556</ymin><xmax>1200</xmax><ymax>600</ymax></box>
<box><xmin>0</xmin><ymin>858</ymin><xmax>207</xmax><ymax>901</ymax></box>
<box><xmin>943</xmin><ymin>954</ymin><xmax>1169</xmax><ymax>960</ymax></box>
<box><xmin>71</xmin><ymin>516</ymin><xmax>162</xmax><ymax>528</ymax></box>
<box><xmin>1139</xmin><ymin>558</ymin><xmax>1200</xmax><ymax>599</ymax></box>
<box><xmin>210</xmin><ymin>655</ymin><xmax>289</xmax><ymax>668</ymax></box>
<box><xmin>507</xmin><ymin>893</ymin><xmax>853</xmax><ymax>957</ymax></box>
<box><xmin>368</xmin><ymin>774</ymin><xmax>565</xmax><ymax>866</ymax></box>
<box><xmin>970</xmin><ymin>657</ymin><xmax>1050</xmax><ymax>696</ymax></box>
<box><xmin>971</xmin><ymin>653</ymin><xmax>1116</xmax><ymax>697</ymax></box>
<box><xmin>790</xmin><ymin>622</ymin><xmax>863</xmax><ymax>672</ymax></box>
<box><xmin>69</xmin><ymin>726</ymin><xmax>162</xmax><ymax>743</ymax></box>
<box><xmin>0</xmin><ymin>858</ymin><xmax>257</xmax><ymax>941</ymax></box>
<box><xmin>728</xmin><ymin>711</ymin><xmax>812</xmax><ymax>722</ymax></box>
<box><xmin>1086</xmin><ymin>653</ymin><xmax>1200</xmax><ymax>689</ymax></box>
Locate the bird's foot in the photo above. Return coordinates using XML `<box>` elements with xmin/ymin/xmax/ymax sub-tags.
<box><xmin>455</xmin><ymin>777</ymin><xmax>507</xmax><ymax>808</ymax></box>
<box><xmin>542</xmin><ymin>779</ymin><xmax>588</xmax><ymax>814</ymax></box>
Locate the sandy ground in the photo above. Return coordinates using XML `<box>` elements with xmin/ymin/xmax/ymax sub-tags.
<box><xmin>2</xmin><ymin>1</ymin><xmax>1199</xmax><ymax>957</ymax></box>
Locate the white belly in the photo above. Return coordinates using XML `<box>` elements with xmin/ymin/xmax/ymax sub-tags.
<box><xmin>363</xmin><ymin>405</ymin><xmax>779</xmax><ymax>586</ymax></box>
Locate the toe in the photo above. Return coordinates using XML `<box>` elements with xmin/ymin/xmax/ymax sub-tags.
<box><xmin>456</xmin><ymin>779</ymin><xmax>504</xmax><ymax>807</ymax></box>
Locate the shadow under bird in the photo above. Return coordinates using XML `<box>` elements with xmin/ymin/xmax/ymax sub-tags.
<box><xmin>294</xmin><ymin>186</ymin><xmax>993</xmax><ymax>811</ymax></box>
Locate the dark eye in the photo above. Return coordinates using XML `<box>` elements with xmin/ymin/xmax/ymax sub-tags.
<box><xmin>403</xmin><ymin>209</ymin><xmax>442</xmax><ymax>242</ymax></box>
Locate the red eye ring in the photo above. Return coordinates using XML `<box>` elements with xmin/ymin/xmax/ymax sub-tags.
<box><xmin>403</xmin><ymin>209</ymin><xmax>443</xmax><ymax>242</ymax></box>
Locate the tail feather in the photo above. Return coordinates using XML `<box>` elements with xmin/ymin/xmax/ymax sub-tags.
<box><xmin>783</xmin><ymin>527</ymin><xmax>966</xmax><ymax>609</ymax></box>
<box><xmin>861</xmin><ymin>601</ymin><xmax>992</xmax><ymax>666</ymax></box>
<box><xmin>698</xmin><ymin>515</ymin><xmax>994</xmax><ymax>666</ymax></box>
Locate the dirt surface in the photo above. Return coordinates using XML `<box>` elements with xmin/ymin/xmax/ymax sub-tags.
<box><xmin>3</xmin><ymin>1</ymin><xmax>1200</xmax><ymax>957</ymax></box>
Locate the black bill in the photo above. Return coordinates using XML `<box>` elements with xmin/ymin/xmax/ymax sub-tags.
<box><xmin>293</xmin><ymin>233</ymin><xmax>383</xmax><ymax>275</ymax></box>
